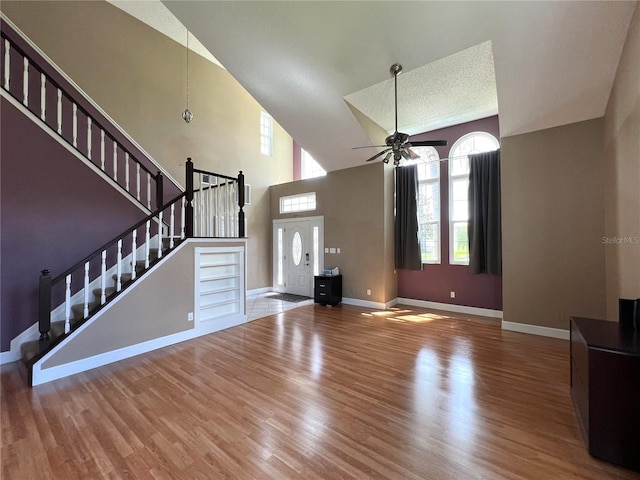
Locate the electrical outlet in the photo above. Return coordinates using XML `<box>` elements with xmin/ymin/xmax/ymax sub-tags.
<box><xmin>188</xmin><ymin>312</ymin><xmax>194</xmax><ymax>321</ymax></box>
<box><xmin>337</xmin><ymin>247</ymin><xmax>341</xmax><ymax>254</ymax></box>
<box><xmin>367</xmin><ymin>289</ymin><xmax>371</xmax><ymax>296</ymax></box>
<box><xmin>450</xmin><ymin>291</ymin><xmax>455</xmax><ymax>299</ymax></box>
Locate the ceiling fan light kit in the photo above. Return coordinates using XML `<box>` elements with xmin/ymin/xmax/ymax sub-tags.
<box><xmin>355</xmin><ymin>63</ymin><xmax>447</xmax><ymax>167</ymax></box>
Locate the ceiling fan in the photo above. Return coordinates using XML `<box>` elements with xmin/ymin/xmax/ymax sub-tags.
<box><xmin>353</xmin><ymin>63</ymin><xmax>447</xmax><ymax>166</ymax></box>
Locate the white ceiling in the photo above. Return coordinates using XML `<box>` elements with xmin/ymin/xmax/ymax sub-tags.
<box><xmin>154</xmin><ymin>1</ymin><xmax>634</xmax><ymax>173</ymax></box>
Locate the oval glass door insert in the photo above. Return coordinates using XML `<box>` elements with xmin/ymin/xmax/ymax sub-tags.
<box><xmin>292</xmin><ymin>231</ymin><xmax>302</xmax><ymax>266</ymax></box>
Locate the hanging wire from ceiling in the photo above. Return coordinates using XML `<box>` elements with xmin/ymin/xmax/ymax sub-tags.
<box><xmin>182</xmin><ymin>29</ymin><xmax>193</xmax><ymax>124</ymax></box>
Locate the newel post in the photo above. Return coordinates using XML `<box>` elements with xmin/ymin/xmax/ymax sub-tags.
<box><xmin>156</xmin><ymin>171</ymin><xmax>164</xmax><ymax>211</ymax></box>
<box><xmin>38</xmin><ymin>269</ymin><xmax>52</xmax><ymax>341</ymax></box>
<box><xmin>185</xmin><ymin>158</ymin><xmax>194</xmax><ymax>238</ymax></box>
<box><xmin>238</xmin><ymin>170</ymin><xmax>245</xmax><ymax>238</ymax></box>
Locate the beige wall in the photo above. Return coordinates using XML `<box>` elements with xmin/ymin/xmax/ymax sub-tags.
<box><xmin>42</xmin><ymin>240</ymin><xmax>246</xmax><ymax>368</ymax></box>
<box><xmin>501</xmin><ymin>118</ymin><xmax>607</xmax><ymax>329</ymax></box>
<box><xmin>271</xmin><ymin>163</ymin><xmax>396</xmax><ymax>303</ymax></box>
<box><xmin>603</xmin><ymin>2</ymin><xmax>640</xmax><ymax>319</ymax></box>
<box><xmin>1</xmin><ymin>1</ymin><xmax>292</xmax><ymax>290</ymax></box>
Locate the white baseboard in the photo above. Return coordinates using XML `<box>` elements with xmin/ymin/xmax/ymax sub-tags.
<box><xmin>397</xmin><ymin>297</ymin><xmax>503</xmax><ymax>318</ymax></box>
<box><xmin>0</xmin><ymin>350</ymin><xmax>21</xmax><ymax>364</ymax></box>
<box><xmin>1</xmin><ymin>322</ymin><xmax>40</xmax><ymax>364</ymax></box>
<box><xmin>501</xmin><ymin>321</ymin><xmax>569</xmax><ymax>340</ymax></box>
<box><xmin>247</xmin><ymin>287</ymin><xmax>273</xmax><ymax>296</ymax></box>
<box><xmin>31</xmin><ymin>314</ymin><xmax>247</xmax><ymax>386</ymax></box>
<box><xmin>342</xmin><ymin>297</ymin><xmax>388</xmax><ymax>310</ymax></box>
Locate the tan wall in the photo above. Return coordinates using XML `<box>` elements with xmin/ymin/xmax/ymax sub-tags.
<box><xmin>271</xmin><ymin>163</ymin><xmax>394</xmax><ymax>303</ymax></box>
<box><xmin>42</xmin><ymin>240</ymin><xmax>245</xmax><ymax>368</ymax></box>
<box><xmin>603</xmin><ymin>2</ymin><xmax>640</xmax><ymax>319</ymax></box>
<box><xmin>501</xmin><ymin>118</ymin><xmax>607</xmax><ymax>329</ymax></box>
<box><xmin>1</xmin><ymin>1</ymin><xmax>292</xmax><ymax>290</ymax></box>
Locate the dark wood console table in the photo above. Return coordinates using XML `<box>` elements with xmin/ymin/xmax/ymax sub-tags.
<box><xmin>570</xmin><ymin>317</ymin><xmax>640</xmax><ymax>472</ymax></box>
<box><xmin>314</xmin><ymin>275</ymin><xmax>342</xmax><ymax>306</ymax></box>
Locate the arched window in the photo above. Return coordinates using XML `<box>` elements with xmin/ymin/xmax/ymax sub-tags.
<box><xmin>448</xmin><ymin>132</ymin><xmax>499</xmax><ymax>264</ymax></box>
<box><xmin>403</xmin><ymin>146</ymin><xmax>441</xmax><ymax>263</ymax></box>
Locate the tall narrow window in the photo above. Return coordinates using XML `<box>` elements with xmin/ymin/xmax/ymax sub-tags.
<box><xmin>260</xmin><ymin>111</ymin><xmax>273</xmax><ymax>156</ymax></box>
<box><xmin>301</xmin><ymin>149</ymin><xmax>327</xmax><ymax>179</ymax></box>
<box><xmin>276</xmin><ymin>227</ymin><xmax>283</xmax><ymax>285</ymax></box>
<box><xmin>448</xmin><ymin>132</ymin><xmax>499</xmax><ymax>265</ymax></box>
<box><xmin>403</xmin><ymin>147</ymin><xmax>440</xmax><ymax>264</ymax></box>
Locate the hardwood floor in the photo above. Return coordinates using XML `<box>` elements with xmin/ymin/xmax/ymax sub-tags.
<box><xmin>2</xmin><ymin>304</ymin><xmax>638</xmax><ymax>479</ymax></box>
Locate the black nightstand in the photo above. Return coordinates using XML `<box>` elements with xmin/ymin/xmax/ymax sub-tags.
<box><xmin>314</xmin><ymin>275</ymin><xmax>342</xmax><ymax>306</ymax></box>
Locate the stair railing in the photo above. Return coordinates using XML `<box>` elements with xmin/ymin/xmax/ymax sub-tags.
<box><xmin>37</xmin><ymin>159</ymin><xmax>247</xmax><ymax>353</ymax></box>
<box><xmin>38</xmin><ymin>183</ymin><xmax>182</xmax><ymax>344</ymax></box>
<box><xmin>186</xmin><ymin>158</ymin><xmax>246</xmax><ymax>238</ymax></box>
<box><xmin>1</xmin><ymin>25</ymin><xmax>164</xmax><ymax>212</ymax></box>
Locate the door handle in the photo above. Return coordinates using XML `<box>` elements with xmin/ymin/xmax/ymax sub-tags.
<box><xmin>305</xmin><ymin>252</ymin><xmax>309</xmax><ymax>266</ymax></box>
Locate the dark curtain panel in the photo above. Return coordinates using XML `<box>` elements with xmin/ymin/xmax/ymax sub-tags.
<box><xmin>395</xmin><ymin>165</ymin><xmax>422</xmax><ymax>270</ymax></box>
<box><xmin>468</xmin><ymin>149</ymin><xmax>502</xmax><ymax>274</ymax></box>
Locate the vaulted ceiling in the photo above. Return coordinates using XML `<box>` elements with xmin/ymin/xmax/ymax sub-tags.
<box><xmin>155</xmin><ymin>1</ymin><xmax>634</xmax><ymax>172</ymax></box>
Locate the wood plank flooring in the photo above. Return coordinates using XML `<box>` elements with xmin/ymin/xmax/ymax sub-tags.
<box><xmin>2</xmin><ymin>304</ymin><xmax>639</xmax><ymax>479</ymax></box>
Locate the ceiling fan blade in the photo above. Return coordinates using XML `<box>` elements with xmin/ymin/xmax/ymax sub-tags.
<box><xmin>352</xmin><ymin>145</ymin><xmax>389</xmax><ymax>150</ymax></box>
<box><xmin>408</xmin><ymin>148</ymin><xmax>420</xmax><ymax>160</ymax></box>
<box><xmin>365</xmin><ymin>148</ymin><xmax>392</xmax><ymax>162</ymax></box>
<box><xmin>409</xmin><ymin>140</ymin><xmax>448</xmax><ymax>147</ymax></box>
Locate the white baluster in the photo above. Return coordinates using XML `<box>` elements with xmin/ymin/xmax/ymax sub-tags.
<box><xmin>64</xmin><ymin>274</ymin><xmax>71</xmax><ymax>334</ymax></box>
<box><xmin>157</xmin><ymin>211</ymin><xmax>163</xmax><ymax>259</ymax></box>
<box><xmin>22</xmin><ymin>57</ymin><xmax>28</xmax><ymax>106</ymax></box>
<box><xmin>87</xmin><ymin>117</ymin><xmax>92</xmax><ymax>159</ymax></box>
<box><xmin>100</xmin><ymin>250</ymin><xmax>107</xmax><ymax>304</ymax></box>
<box><xmin>113</xmin><ymin>141</ymin><xmax>118</xmax><ymax>181</ymax></box>
<box><xmin>72</xmin><ymin>103</ymin><xmax>78</xmax><ymax>147</ymax></box>
<box><xmin>40</xmin><ymin>73</ymin><xmax>46</xmax><ymax>120</ymax></box>
<box><xmin>136</xmin><ymin>164</ymin><xmax>141</xmax><ymax>201</ymax></box>
<box><xmin>207</xmin><ymin>179</ymin><xmax>213</xmax><ymax>236</ymax></box>
<box><xmin>83</xmin><ymin>262</ymin><xmax>90</xmax><ymax>318</ymax></box>
<box><xmin>125</xmin><ymin>153</ymin><xmax>130</xmax><ymax>191</ymax></box>
<box><xmin>100</xmin><ymin>130</ymin><xmax>105</xmax><ymax>170</ymax></box>
<box><xmin>131</xmin><ymin>229</ymin><xmax>137</xmax><ymax>281</ymax></box>
<box><xmin>170</xmin><ymin>204</ymin><xmax>175</xmax><ymax>248</ymax></box>
<box><xmin>56</xmin><ymin>88</ymin><xmax>62</xmax><ymax>134</ymax></box>
<box><xmin>180</xmin><ymin>196</ymin><xmax>186</xmax><ymax>240</ymax></box>
<box><xmin>144</xmin><ymin>220</ymin><xmax>150</xmax><ymax>268</ymax></box>
<box><xmin>3</xmin><ymin>40</ymin><xmax>9</xmax><ymax>90</ymax></box>
<box><xmin>146</xmin><ymin>174</ymin><xmax>151</xmax><ymax>209</ymax></box>
<box><xmin>116</xmin><ymin>239</ymin><xmax>122</xmax><ymax>291</ymax></box>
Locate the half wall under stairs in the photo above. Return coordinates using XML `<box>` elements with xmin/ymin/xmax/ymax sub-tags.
<box><xmin>29</xmin><ymin>239</ymin><xmax>247</xmax><ymax>386</ymax></box>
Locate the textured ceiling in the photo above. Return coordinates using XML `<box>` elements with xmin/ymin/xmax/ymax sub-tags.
<box><xmin>157</xmin><ymin>1</ymin><xmax>635</xmax><ymax>172</ymax></box>
<box><xmin>344</xmin><ymin>41</ymin><xmax>498</xmax><ymax>136</ymax></box>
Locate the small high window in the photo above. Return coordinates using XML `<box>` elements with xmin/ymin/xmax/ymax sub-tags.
<box><xmin>301</xmin><ymin>149</ymin><xmax>327</xmax><ymax>179</ymax></box>
<box><xmin>260</xmin><ymin>112</ymin><xmax>273</xmax><ymax>156</ymax></box>
<box><xmin>279</xmin><ymin>192</ymin><xmax>317</xmax><ymax>214</ymax></box>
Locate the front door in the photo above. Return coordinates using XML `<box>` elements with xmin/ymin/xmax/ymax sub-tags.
<box><xmin>285</xmin><ymin>221</ymin><xmax>310</xmax><ymax>296</ymax></box>
<box><xmin>273</xmin><ymin>217</ymin><xmax>324</xmax><ymax>297</ymax></box>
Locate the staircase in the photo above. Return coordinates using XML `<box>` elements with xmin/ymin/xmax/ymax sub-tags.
<box><xmin>1</xmin><ymin>16</ymin><xmax>247</xmax><ymax>385</ymax></box>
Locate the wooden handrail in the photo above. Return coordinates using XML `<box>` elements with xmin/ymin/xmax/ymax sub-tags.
<box><xmin>50</xmin><ymin>192</ymin><xmax>186</xmax><ymax>285</ymax></box>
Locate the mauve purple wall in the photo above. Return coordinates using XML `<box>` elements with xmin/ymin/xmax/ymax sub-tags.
<box><xmin>0</xmin><ymin>20</ymin><xmax>181</xmax><ymax>204</ymax></box>
<box><xmin>1</xmin><ymin>97</ymin><xmax>146</xmax><ymax>351</ymax></box>
<box><xmin>398</xmin><ymin>116</ymin><xmax>502</xmax><ymax>310</ymax></box>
